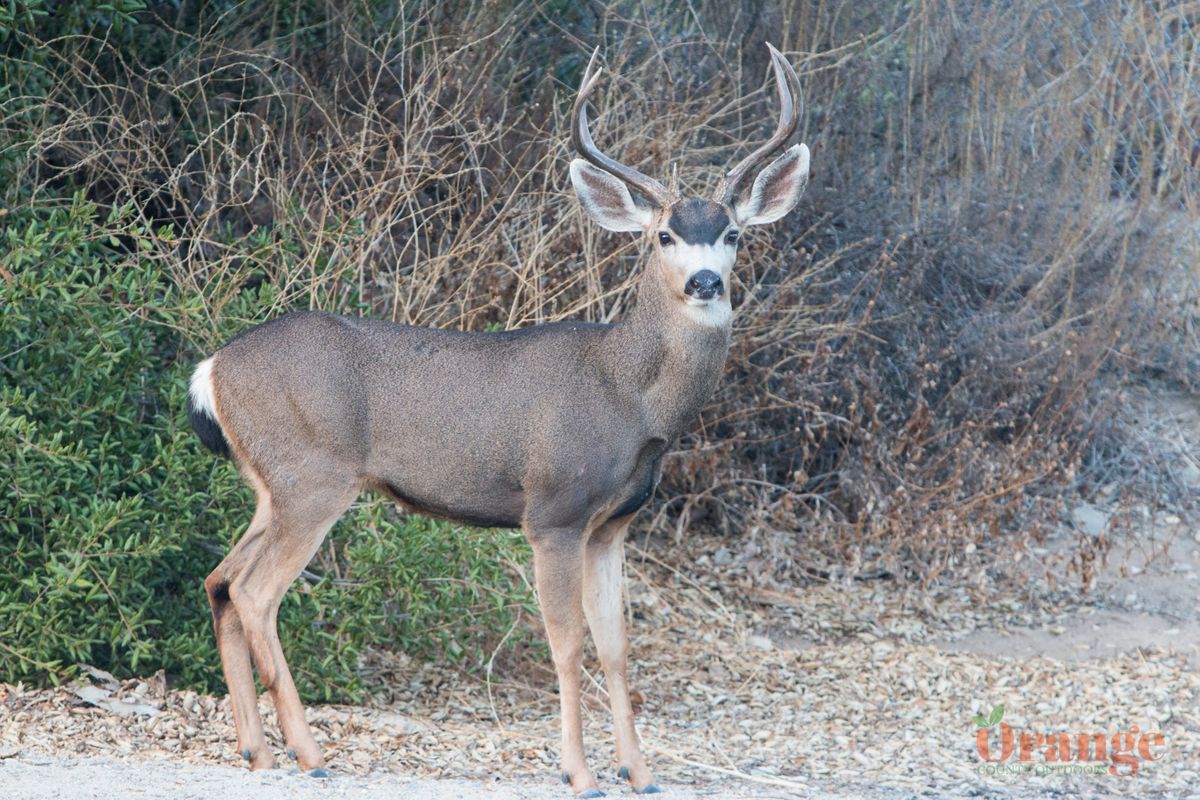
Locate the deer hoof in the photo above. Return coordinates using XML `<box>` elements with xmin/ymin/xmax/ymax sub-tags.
<box><xmin>308</xmin><ymin>768</ymin><xmax>330</xmax><ymax>778</ymax></box>
<box><xmin>241</xmin><ymin>749</ymin><xmax>252</xmax><ymax>762</ymax></box>
<box><xmin>618</xmin><ymin>767</ymin><xmax>660</xmax><ymax>793</ymax></box>
<box><xmin>579</xmin><ymin>791</ymin><xmax>606</xmax><ymax>798</ymax></box>
<box><xmin>287</xmin><ymin>749</ymin><xmax>297</xmax><ymax>761</ymax></box>
<box><xmin>561</xmin><ymin>772</ymin><xmax>572</xmax><ymax>784</ymax></box>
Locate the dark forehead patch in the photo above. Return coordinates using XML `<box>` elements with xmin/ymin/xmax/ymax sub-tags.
<box><xmin>667</xmin><ymin>199</ymin><xmax>731</xmax><ymax>245</ymax></box>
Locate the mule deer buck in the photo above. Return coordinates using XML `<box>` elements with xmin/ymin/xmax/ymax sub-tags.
<box><xmin>189</xmin><ymin>44</ymin><xmax>809</xmax><ymax>796</ymax></box>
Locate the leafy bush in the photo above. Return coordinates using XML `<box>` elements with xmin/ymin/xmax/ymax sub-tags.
<box><xmin>0</xmin><ymin>196</ymin><xmax>533</xmax><ymax>698</ymax></box>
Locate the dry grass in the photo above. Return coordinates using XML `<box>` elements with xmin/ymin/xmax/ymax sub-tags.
<box><xmin>3</xmin><ymin>0</ymin><xmax>1198</xmax><ymax>587</ymax></box>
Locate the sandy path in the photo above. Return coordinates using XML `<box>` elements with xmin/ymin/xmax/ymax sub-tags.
<box><xmin>0</xmin><ymin>756</ymin><xmax>812</xmax><ymax>800</ymax></box>
<box><xmin>2</xmin><ymin>754</ymin><xmax>1193</xmax><ymax>800</ymax></box>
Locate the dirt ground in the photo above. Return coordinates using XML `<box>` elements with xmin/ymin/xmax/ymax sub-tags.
<box><xmin>2</xmin><ymin>393</ymin><xmax>1198</xmax><ymax>800</ymax></box>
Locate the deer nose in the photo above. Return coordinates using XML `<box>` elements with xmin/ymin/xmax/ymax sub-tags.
<box><xmin>684</xmin><ymin>270</ymin><xmax>723</xmax><ymax>301</ymax></box>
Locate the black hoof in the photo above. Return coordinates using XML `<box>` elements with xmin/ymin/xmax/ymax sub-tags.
<box><xmin>635</xmin><ymin>785</ymin><xmax>663</xmax><ymax>795</ymax></box>
<box><xmin>241</xmin><ymin>749</ymin><xmax>252</xmax><ymax>762</ymax></box>
<box><xmin>579</xmin><ymin>791</ymin><xmax>606</xmax><ymax>799</ymax></box>
<box><xmin>287</xmin><ymin>749</ymin><xmax>297</xmax><ymax>761</ymax></box>
<box><xmin>561</xmin><ymin>771</ymin><xmax>572</xmax><ymax>785</ymax></box>
<box><xmin>308</xmin><ymin>768</ymin><xmax>330</xmax><ymax>778</ymax></box>
<box><xmin>618</xmin><ymin>767</ymin><xmax>630</xmax><ymax>781</ymax></box>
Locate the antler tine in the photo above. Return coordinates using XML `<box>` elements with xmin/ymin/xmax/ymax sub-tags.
<box><xmin>571</xmin><ymin>48</ymin><xmax>675</xmax><ymax>208</ymax></box>
<box><xmin>714</xmin><ymin>43</ymin><xmax>803</xmax><ymax>205</ymax></box>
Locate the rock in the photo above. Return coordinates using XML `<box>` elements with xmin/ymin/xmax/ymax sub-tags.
<box><xmin>1180</xmin><ymin>459</ymin><xmax>1200</xmax><ymax>487</ymax></box>
<box><xmin>1071</xmin><ymin>504</ymin><xmax>1110</xmax><ymax>536</ymax></box>
<box><xmin>376</xmin><ymin>711</ymin><xmax>427</xmax><ymax>735</ymax></box>
<box><xmin>747</xmin><ymin>634</ymin><xmax>773</xmax><ymax>651</ymax></box>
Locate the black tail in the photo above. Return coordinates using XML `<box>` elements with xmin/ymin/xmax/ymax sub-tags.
<box><xmin>188</xmin><ymin>395</ymin><xmax>231</xmax><ymax>459</ymax></box>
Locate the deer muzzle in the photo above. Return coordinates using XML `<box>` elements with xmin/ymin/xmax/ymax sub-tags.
<box><xmin>684</xmin><ymin>269</ymin><xmax>723</xmax><ymax>301</ymax></box>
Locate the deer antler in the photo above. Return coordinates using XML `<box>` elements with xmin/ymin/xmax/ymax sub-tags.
<box><xmin>571</xmin><ymin>49</ymin><xmax>676</xmax><ymax>208</ymax></box>
<box><xmin>713</xmin><ymin>43</ymin><xmax>802</xmax><ymax>206</ymax></box>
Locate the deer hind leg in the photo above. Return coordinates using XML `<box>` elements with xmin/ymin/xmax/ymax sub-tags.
<box><xmin>205</xmin><ymin>481</ymin><xmax>275</xmax><ymax>769</ymax></box>
<box><xmin>583</xmin><ymin>517</ymin><xmax>659</xmax><ymax>794</ymax></box>
<box><xmin>228</xmin><ymin>474</ymin><xmax>358</xmax><ymax>775</ymax></box>
<box><xmin>528</xmin><ymin>527</ymin><xmax>602</xmax><ymax>797</ymax></box>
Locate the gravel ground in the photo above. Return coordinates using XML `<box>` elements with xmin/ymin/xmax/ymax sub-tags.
<box><xmin>0</xmin><ymin>756</ymin><xmax>992</xmax><ymax>800</ymax></box>
<box><xmin>2</xmin><ymin>754</ymin><xmax>1191</xmax><ymax>800</ymax></box>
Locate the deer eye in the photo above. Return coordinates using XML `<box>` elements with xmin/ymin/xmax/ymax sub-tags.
<box><xmin>658</xmin><ymin>232</ymin><xmax>674</xmax><ymax>246</ymax></box>
<box><xmin>725</xmin><ymin>230</ymin><xmax>740</xmax><ymax>245</ymax></box>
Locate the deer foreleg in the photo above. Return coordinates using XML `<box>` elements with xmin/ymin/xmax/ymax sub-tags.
<box><xmin>583</xmin><ymin>518</ymin><xmax>659</xmax><ymax>794</ymax></box>
<box><xmin>530</xmin><ymin>528</ymin><xmax>601</xmax><ymax>797</ymax></box>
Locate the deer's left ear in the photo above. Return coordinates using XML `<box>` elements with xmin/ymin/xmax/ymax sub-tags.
<box><xmin>734</xmin><ymin>144</ymin><xmax>810</xmax><ymax>227</ymax></box>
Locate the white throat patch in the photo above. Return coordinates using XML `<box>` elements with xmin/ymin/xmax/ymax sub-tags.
<box><xmin>681</xmin><ymin>298</ymin><xmax>733</xmax><ymax>327</ymax></box>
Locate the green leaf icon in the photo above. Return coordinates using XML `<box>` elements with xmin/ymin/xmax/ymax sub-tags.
<box><xmin>972</xmin><ymin>713</ymin><xmax>988</xmax><ymax>728</ymax></box>
<box><xmin>987</xmin><ymin>704</ymin><xmax>1005</xmax><ymax>726</ymax></box>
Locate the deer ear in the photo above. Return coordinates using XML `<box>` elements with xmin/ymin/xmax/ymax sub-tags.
<box><xmin>570</xmin><ymin>159</ymin><xmax>654</xmax><ymax>232</ymax></box>
<box><xmin>734</xmin><ymin>144</ymin><xmax>810</xmax><ymax>226</ymax></box>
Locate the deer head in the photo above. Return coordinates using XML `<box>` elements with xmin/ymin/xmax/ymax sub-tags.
<box><xmin>569</xmin><ymin>44</ymin><xmax>811</xmax><ymax>326</ymax></box>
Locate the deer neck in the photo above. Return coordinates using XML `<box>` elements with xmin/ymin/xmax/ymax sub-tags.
<box><xmin>603</xmin><ymin>258</ymin><xmax>733</xmax><ymax>438</ymax></box>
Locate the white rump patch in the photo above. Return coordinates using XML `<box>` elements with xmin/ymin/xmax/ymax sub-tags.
<box><xmin>189</xmin><ymin>357</ymin><xmax>218</xmax><ymax>418</ymax></box>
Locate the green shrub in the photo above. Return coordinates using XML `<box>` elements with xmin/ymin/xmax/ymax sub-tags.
<box><xmin>0</xmin><ymin>196</ymin><xmax>534</xmax><ymax>699</ymax></box>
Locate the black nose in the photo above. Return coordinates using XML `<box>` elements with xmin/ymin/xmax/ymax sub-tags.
<box><xmin>684</xmin><ymin>270</ymin><xmax>723</xmax><ymax>300</ymax></box>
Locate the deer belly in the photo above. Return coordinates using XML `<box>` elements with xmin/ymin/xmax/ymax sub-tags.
<box><xmin>377</xmin><ymin>478</ymin><xmax>523</xmax><ymax>529</ymax></box>
<box><xmin>370</xmin><ymin>435</ymin><xmax>525</xmax><ymax>529</ymax></box>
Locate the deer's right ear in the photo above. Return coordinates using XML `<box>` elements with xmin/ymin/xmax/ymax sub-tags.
<box><xmin>570</xmin><ymin>159</ymin><xmax>654</xmax><ymax>232</ymax></box>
